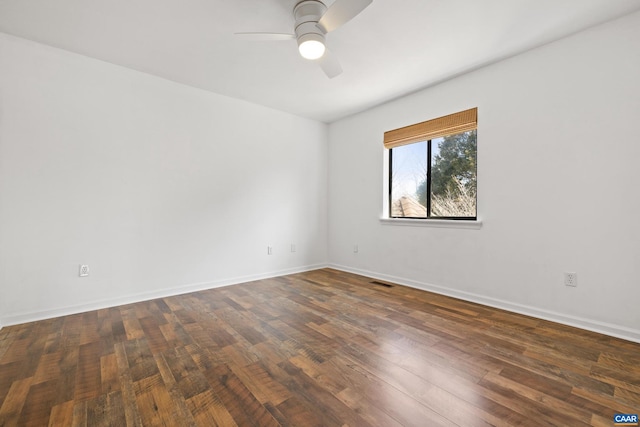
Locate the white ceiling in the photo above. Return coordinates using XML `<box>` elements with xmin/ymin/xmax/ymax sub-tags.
<box><xmin>1</xmin><ymin>0</ymin><xmax>639</xmax><ymax>123</ymax></box>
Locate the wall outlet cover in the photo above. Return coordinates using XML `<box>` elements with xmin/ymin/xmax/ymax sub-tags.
<box><xmin>564</xmin><ymin>272</ymin><xmax>577</xmax><ymax>287</ymax></box>
<box><xmin>79</xmin><ymin>264</ymin><xmax>89</xmax><ymax>277</ymax></box>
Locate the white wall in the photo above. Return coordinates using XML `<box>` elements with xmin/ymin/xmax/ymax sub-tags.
<box><xmin>0</xmin><ymin>33</ymin><xmax>328</xmax><ymax>325</ymax></box>
<box><xmin>328</xmin><ymin>11</ymin><xmax>640</xmax><ymax>341</ymax></box>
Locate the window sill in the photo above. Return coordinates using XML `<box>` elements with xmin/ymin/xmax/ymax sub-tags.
<box><xmin>380</xmin><ymin>218</ymin><xmax>483</xmax><ymax>229</ymax></box>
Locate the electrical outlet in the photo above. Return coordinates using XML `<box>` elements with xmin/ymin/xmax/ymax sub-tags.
<box><xmin>564</xmin><ymin>272</ymin><xmax>577</xmax><ymax>287</ymax></box>
<box><xmin>79</xmin><ymin>264</ymin><xmax>89</xmax><ymax>277</ymax></box>
<box><xmin>267</xmin><ymin>246</ymin><xmax>273</xmax><ymax>255</ymax></box>
<box><xmin>291</xmin><ymin>244</ymin><xmax>296</xmax><ymax>253</ymax></box>
<box><xmin>353</xmin><ymin>244</ymin><xmax>359</xmax><ymax>253</ymax></box>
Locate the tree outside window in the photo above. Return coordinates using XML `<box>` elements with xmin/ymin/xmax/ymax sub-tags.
<box><xmin>390</xmin><ymin>129</ymin><xmax>476</xmax><ymax>219</ymax></box>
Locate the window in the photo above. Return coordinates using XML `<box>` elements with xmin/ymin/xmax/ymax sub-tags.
<box><xmin>385</xmin><ymin>108</ymin><xmax>477</xmax><ymax>220</ymax></box>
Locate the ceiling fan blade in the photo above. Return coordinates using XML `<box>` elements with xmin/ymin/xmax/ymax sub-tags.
<box><xmin>235</xmin><ymin>32</ymin><xmax>295</xmax><ymax>41</ymax></box>
<box><xmin>317</xmin><ymin>0</ymin><xmax>372</xmax><ymax>33</ymax></box>
<box><xmin>318</xmin><ymin>49</ymin><xmax>342</xmax><ymax>78</ymax></box>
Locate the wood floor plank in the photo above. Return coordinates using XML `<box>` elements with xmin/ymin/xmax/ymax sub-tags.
<box><xmin>17</xmin><ymin>379</ymin><xmax>58</xmax><ymax>426</ymax></box>
<box><xmin>0</xmin><ymin>268</ymin><xmax>638</xmax><ymax>425</ymax></box>
<box><xmin>590</xmin><ymin>364</ymin><xmax>640</xmax><ymax>394</ymax></box>
<box><xmin>229</xmin><ymin>361</ymin><xmax>291</xmax><ymax>406</ymax></box>
<box><xmin>139</xmin><ymin>316</ymin><xmax>171</xmax><ymax>355</ymax></box>
<box><xmin>100</xmin><ymin>353</ymin><xmax>120</xmax><ymax>394</ymax></box>
<box><xmin>572</xmin><ymin>385</ymin><xmax>640</xmax><ymax>415</ymax></box>
<box><xmin>114</xmin><ymin>341</ymin><xmax>144</xmax><ymax>427</ymax></box>
<box><xmin>74</xmin><ymin>341</ymin><xmax>102</xmax><ymax>401</ymax></box>
<box><xmin>48</xmin><ymin>400</ymin><xmax>74</xmax><ymax>427</ymax></box>
<box><xmin>79</xmin><ymin>311</ymin><xmax>101</xmax><ymax>346</ymax></box>
<box><xmin>154</xmin><ymin>353</ymin><xmax>199</xmax><ymax>426</ymax></box>
<box><xmin>275</xmin><ymin>395</ymin><xmax>327</xmax><ymax>427</ymax></box>
<box><xmin>0</xmin><ymin>376</ymin><xmax>33</xmax><ymax>426</ymax></box>
<box><xmin>482</xmin><ymin>370</ymin><xmax>593</xmax><ymax>425</ymax></box>
<box><xmin>163</xmin><ymin>347</ymin><xmax>211</xmax><ymax>401</ymax></box>
<box><xmin>614</xmin><ymin>387</ymin><xmax>640</xmax><ymax>408</ymax></box>
<box><xmin>204</xmin><ymin>363</ymin><xmax>280</xmax><ymax>427</ymax></box>
<box><xmin>133</xmin><ymin>374</ymin><xmax>179</xmax><ymax>426</ymax></box>
<box><xmin>33</xmin><ymin>352</ymin><xmax>62</xmax><ymax>385</ymax></box>
<box><xmin>86</xmin><ymin>391</ymin><xmax>126</xmax><ymax>427</ymax></box>
<box><xmin>71</xmin><ymin>400</ymin><xmax>87</xmax><ymax>427</ymax></box>
<box><xmin>479</xmin><ymin>371</ymin><xmax>595</xmax><ymax>426</ymax></box>
<box><xmin>185</xmin><ymin>389</ymin><xmax>235</xmax><ymax>427</ymax></box>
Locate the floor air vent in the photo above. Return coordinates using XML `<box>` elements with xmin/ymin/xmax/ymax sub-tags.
<box><xmin>370</xmin><ymin>280</ymin><xmax>393</xmax><ymax>288</ymax></box>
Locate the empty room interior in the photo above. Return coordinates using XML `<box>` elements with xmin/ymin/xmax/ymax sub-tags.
<box><xmin>1</xmin><ymin>0</ymin><xmax>639</xmax><ymax>425</ymax></box>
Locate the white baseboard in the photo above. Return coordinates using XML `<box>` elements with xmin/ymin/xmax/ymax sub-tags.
<box><xmin>0</xmin><ymin>263</ymin><xmax>328</xmax><ymax>328</ymax></box>
<box><xmin>329</xmin><ymin>264</ymin><xmax>640</xmax><ymax>344</ymax></box>
<box><xmin>5</xmin><ymin>263</ymin><xmax>638</xmax><ymax>344</ymax></box>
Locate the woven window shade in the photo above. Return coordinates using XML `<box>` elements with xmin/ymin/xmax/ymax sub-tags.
<box><xmin>384</xmin><ymin>108</ymin><xmax>477</xmax><ymax>149</ymax></box>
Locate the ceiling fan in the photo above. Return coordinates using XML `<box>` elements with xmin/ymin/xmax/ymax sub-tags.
<box><xmin>235</xmin><ymin>0</ymin><xmax>373</xmax><ymax>78</ymax></box>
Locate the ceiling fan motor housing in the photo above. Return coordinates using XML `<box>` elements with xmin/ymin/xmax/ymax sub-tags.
<box><xmin>294</xmin><ymin>0</ymin><xmax>327</xmax><ymax>45</ymax></box>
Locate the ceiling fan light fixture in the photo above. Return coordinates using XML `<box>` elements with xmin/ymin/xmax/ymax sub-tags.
<box><xmin>298</xmin><ymin>33</ymin><xmax>326</xmax><ymax>60</ymax></box>
<box><xmin>235</xmin><ymin>0</ymin><xmax>372</xmax><ymax>76</ymax></box>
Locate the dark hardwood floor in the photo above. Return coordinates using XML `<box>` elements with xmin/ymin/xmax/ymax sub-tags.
<box><xmin>0</xmin><ymin>268</ymin><xmax>638</xmax><ymax>426</ymax></box>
